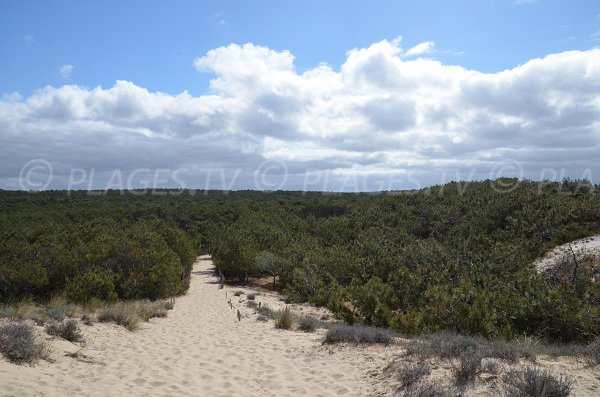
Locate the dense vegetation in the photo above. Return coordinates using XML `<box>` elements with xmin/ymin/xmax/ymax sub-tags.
<box><xmin>1</xmin><ymin>178</ymin><xmax>600</xmax><ymax>342</ymax></box>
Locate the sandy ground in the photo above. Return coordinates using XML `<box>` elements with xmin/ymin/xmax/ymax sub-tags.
<box><xmin>0</xmin><ymin>256</ymin><xmax>391</xmax><ymax>397</ymax></box>
<box><xmin>2</xmin><ymin>255</ymin><xmax>599</xmax><ymax>396</ymax></box>
<box><xmin>534</xmin><ymin>234</ymin><xmax>600</xmax><ymax>272</ymax></box>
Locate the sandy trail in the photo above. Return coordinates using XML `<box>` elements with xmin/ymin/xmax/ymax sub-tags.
<box><xmin>1</xmin><ymin>256</ymin><xmax>382</xmax><ymax>397</ymax></box>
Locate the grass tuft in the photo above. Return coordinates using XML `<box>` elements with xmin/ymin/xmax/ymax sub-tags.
<box><xmin>274</xmin><ymin>306</ymin><xmax>294</xmax><ymax>330</ymax></box>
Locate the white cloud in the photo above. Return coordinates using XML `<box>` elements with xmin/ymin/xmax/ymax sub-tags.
<box><xmin>59</xmin><ymin>64</ymin><xmax>74</xmax><ymax>80</ymax></box>
<box><xmin>2</xmin><ymin>39</ymin><xmax>600</xmax><ymax>191</ymax></box>
<box><xmin>404</xmin><ymin>41</ymin><xmax>436</xmax><ymax>57</ymax></box>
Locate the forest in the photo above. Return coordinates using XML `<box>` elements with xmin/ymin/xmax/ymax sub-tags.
<box><xmin>1</xmin><ymin>178</ymin><xmax>599</xmax><ymax>343</ymax></box>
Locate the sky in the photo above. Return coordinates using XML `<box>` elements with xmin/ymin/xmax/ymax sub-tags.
<box><xmin>1</xmin><ymin>0</ymin><xmax>599</xmax><ymax>191</ymax></box>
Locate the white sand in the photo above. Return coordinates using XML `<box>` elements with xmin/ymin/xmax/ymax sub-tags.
<box><xmin>0</xmin><ymin>256</ymin><xmax>387</xmax><ymax>396</ymax></box>
<box><xmin>533</xmin><ymin>234</ymin><xmax>600</xmax><ymax>272</ymax></box>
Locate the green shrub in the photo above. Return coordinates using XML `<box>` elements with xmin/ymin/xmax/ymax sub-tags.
<box><xmin>0</xmin><ymin>322</ymin><xmax>44</xmax><ymax>364</ymax></box>
<box><xmin>65</xmin><ymin>271</ymin><xmax>117</xmax><ymax>303</ymax></box>
<box><xmin>275</xmin><ymin>307</ymin><xmax>294</xmax><ymax>330</ymax></box>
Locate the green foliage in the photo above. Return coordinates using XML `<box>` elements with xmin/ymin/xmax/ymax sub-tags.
<box><xmin>66</xmin><ymin>271</ymin><xmax>117</xmax><ymax>303</ymax></box>
<box><xmin>2</xmin><ymin>179</ymin><xmax>600</xmax><ymax>342</ymax></box>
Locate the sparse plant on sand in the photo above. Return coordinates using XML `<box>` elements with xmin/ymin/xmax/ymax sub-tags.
<box><xmin>297</xmin><ymin>315</ymin><xmax>320</xmax><ymax>332</ymax></box>
<box><xmin>0</xmin><ymin>322</ymin><xmax>47</xmax><ymax>364</ymax></box>
<box><xmin>275</xmin><ymin>307</ymin><xmax>294</xmax><ymax>330</ymax></box>
<box><xmin>45</xmin><ymin>319</ymin><xmax>84</xmax><ymax>343</ymax></box>
<box><xmin>397</xmin><ymin>362</ymin><xmax>431</xmax><ymax>389</ymax></box>
<box><xmin>503</xmin><ymin>366</ymin><xmax>573</xmax><ymax>397</ymax></box>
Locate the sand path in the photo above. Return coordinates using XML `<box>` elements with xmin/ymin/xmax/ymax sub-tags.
<box><xmin>1</xmin><ymin>256</ymin><xmax>381</xmax><ymax>396</ymax></box>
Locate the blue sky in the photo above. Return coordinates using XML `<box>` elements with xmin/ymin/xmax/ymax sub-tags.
<box><xmin>1</xmin><ymin>1</ymin><xmax>600</xmax><ymax>191</ymax></box>
<box><xmin>1</xmin><ymin>0</ymin><xmax>599</xmax><ymax>96</ymax></box>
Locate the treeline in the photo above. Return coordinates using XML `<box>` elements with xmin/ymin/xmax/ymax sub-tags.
<box><xmin>1</xmin><ymin>179</ymin><xmax>600</xmax><ymax>342</ymax></box>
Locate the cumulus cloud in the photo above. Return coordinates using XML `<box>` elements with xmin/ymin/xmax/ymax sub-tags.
<box><xmin>2</xmin><ymin>38</ymin><xmax>600</xmax><ymax>191</ymax></box>
<box><xmin>59</xmin><ymin>64</ymin><xmax>74</xmax><ymax>80</ymax></box>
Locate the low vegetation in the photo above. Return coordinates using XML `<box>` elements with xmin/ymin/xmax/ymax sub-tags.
<box><xmin>97</xmin><ymin>300</ymin><xmax>170</xmax><ymax>331</ymax></box>
<box><xmin>503</xmin><ymin>367</ymin><xmax>574</xmax><ymax>397</ymax></box>
<box><xmin>404</xmin><ymin>332</ymin><xmax>536</xmax><ymax>363</ymax></box>
<box><xmin>297</xmin><ymin>315</ymin><xmax>320</xmax><ymax>332</ymax></box>
<box><xmin>324</xmin><ymin>324</ymin><xmax>396</xmax><ymax>345</ymax></box>
<box><xmin>274</xmin><ymin>307</ymin><xmax>294</xmax><ymax>330</ymax></box>
<box><xmin>0</xmin><ymin>322</ymin><xmax>46</xmax><ymax>364</ymax></box>
<box><xmin>45</xmin><ymin>319</ymin><xmax>83</xmax><ymax>343</ymax></box>
<box><xmin>2</xmin><ymin>180</ymin><xmax>600</xmax><ymax>343</ymax></box>
<box><xmin>397</xmin><ymin>362</ymin><xmax>431</xmax><ymax>390</ymax></box>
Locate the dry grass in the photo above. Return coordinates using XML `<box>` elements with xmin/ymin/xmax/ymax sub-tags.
<box><xmin>274</xmin><ymin>307</ymin><xmax>294</xmax><ymax>330</ymax></box>
<box><xmin>97</xmin><ymin>300</ymin><xmax>170</xmax><ymax>331</ymax></box>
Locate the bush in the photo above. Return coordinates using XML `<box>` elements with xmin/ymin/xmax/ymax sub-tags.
<box><xmin>247</xmin><ymin>293</ymin><xmax>257</xmax><ymax>300</ymax></box>
<box><xmin>503</xmin><ymin>367</ymin><xmax>573</xmax><ymax>397</ymax></box>
<box><xmin>397</xmin><ymin>362</ymin><xmax>431</xmax><ymax>389</ymax></box>
<box><xmin>275</xmin><ymin>307</ymin><xmax>294</xmax><ymax>330</ymax></box>
<box><xmin>0</xmin><ymin>323</ymin><xmax>44</xmax><ymax>364</ymax></box>
<box><xmin>163</xmin><ymin>300</ymin><xmax>175</xmax><ymax>310</ymax></box>
<box><xmin>233</xmin><ymin>291</ymin><xmax>243</xmax><ymax>297</ymax></box>
<box><xmin>451</xmin><ymin>353</ymin><xmax>482</xmax><ymax>386</ymax></box>
<box><xmin>45</xmin><ymin>319</ymin><xmax>83</xmax><ymax>343</ymax></box>
<box><xmin>66</xmin><ymin>271</ymin><xmax>117</xmax><ymax>304</ymax></box>
<box><xmin>46</xmin><ymin>306</ymin><xmax>67</xmax><ymax>322</ymax></box>
<box><xmin>324</xmin><ymin>324</ymin><xmax>396</xmax><ymax>345</ymax></box>
<box><xmin>297</xmin><ymin>315</ymin><xmax>320</xmax><ymax>332</ymax></box>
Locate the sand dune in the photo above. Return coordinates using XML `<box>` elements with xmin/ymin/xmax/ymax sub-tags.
<box><xmin>0</xmin><ymin>256</ymin><xmax>388</xmax><ymax>396</ymax></box>
<box><xmin>534</xmin><ymin>234</ymin><xmax>600</xmax><ymax>272</ymax></box>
